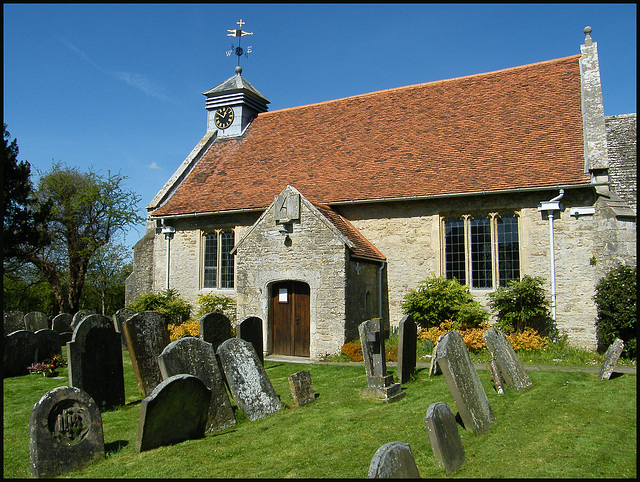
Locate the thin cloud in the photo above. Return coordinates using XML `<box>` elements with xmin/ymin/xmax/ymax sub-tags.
<box><xmin>146</xmin><ymin>162</ymin><xmax>162</xmax><ymax>170</ymax></box>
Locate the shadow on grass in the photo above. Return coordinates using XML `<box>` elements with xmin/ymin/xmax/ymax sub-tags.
<box><xmin>105</xmin><ymin>440</ymin><xmax>129</xmax><ymax>454</ymax></box>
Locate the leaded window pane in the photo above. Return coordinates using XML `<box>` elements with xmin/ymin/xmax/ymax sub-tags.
<box><xmin>220</xmin><ymin>230</ymin><xmax>235</xmax><ymax>289</ymax></box>
<box><xmin>470</xmin><ymin>216</ymin><xmax>492</xmax><ymax>288</ymax></box>
<box><xmin>203</xmin><ymin>233</ymin><xmax>217</xmax><ymax>288</ymax></box>
<box><xmin>445</xmin><ymin>217</ymin><xmax>466</xmax><ymax>283</ymax></box>
<box><xmin>497</xmin><ymin>214</ymin><xmax>520</xmax><ymax>286</ymax></box>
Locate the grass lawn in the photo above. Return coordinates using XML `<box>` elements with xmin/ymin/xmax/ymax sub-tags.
<box><xmin>3</xmin><ymin>350</ymin><xmax>636</xmax><ymax>478</ymax></box>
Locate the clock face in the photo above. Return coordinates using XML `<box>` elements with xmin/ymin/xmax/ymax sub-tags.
<box><xmin>214</xmin><ymin>106</ymin><xmax>234</xmax><ymax>129</ymax></box>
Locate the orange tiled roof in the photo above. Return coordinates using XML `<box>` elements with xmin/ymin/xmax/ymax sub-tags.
<box><xmin>152</xmin><ymin>55</ymin><xmax>590</xmax><ymax>217</ymax></box>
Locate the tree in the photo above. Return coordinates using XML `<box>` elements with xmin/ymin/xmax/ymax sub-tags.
<box><xmin>22</xmin><ymin>162</ymin><xmax>143</xmax><ymax>314</ymax></box>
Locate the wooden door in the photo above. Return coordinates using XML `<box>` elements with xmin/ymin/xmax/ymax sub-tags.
<box><xmin>271</xmin><ymin>281</ymin><xmax>310</xmax><ymax>357</ymax></box>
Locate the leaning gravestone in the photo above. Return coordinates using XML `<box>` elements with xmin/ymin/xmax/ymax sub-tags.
<box><xmin>436</xmin><ymin>330</ymin><xmax>494</xmax><ymax>434</ymax></box>
<box><xmin>123</xmin><ymin>311</ymin><xmax>171</xmax><ymax>396</ymax></box>
<box><xmin>136</xmin><ymin>374</ymin><xmax>211</xmax><ymax>453</ymax></box>
<box><xmin>367</xmin><ymin>441</ymin><xmax>420</xmax><ymax>478</ymax></box>
<box><xmin>482</xmin><ymin>326</ymin><xmax>532</xmax><ymax>390</ymax></box>
<box><xmin>34</xmin><ymin>329</ymin><xmax>62</xmax><ymax>362</ymax></box>
<box><xmin>199</xmin><ymin>312</ymin><xmax>232</xmax><ymax>352</ymax></box>
<box><xmin>598</xmin><ymin>338</ymin><xmax>625</xmax><ymax>380</ymax></box>
<box><xmin>397</xmin><ymin>314</ymin><xmax>417</xmax><ymax>384</ymax></box>
<box><xmin>3</xmin><ymin>330</ymin><xmax>38</xmax><ymax>377</ymax></box>
<box><xmin>288</xmin><ymin>371</ymin><xmax>316</xmax><ymax>407</ymax></box>
<box><xmin>24</xmin><ymin>311</ymin><xmax>50</xmax><ymax>332</ymax></box>
<box><xmin>487</xmin><ymin>359</ymin><xmax>505</xmax><ymax>395</ymax></box>
<box><xmin>425</xmin><ymin>402</ymin><xmax>465</xmax><ymax>474</ymax></box>
<box><xmin>67</xmin><ymin>314</ymin><xmax>125</xmax><ymax>411</ymax></box>
<box><xmin>358</xmin><ymin>318</ymin><xmax>404</xmax><ymax>402</ymax></box>
<box><xmin>217</xmin><ymin>338</ymin><xmax>282</xmax><ymax>421</ymax></box>
<box><xmin>429</xmin><ymin>334</ymin><xmax>445</xmax><ymax>376</ymax></box>
<box><xmin>71</xmin><ymin>310</ymin><xmax>96</xmax><ymax>332</ymax></box>
<box><xmin>113</xmin><ymin>308</ymin><xmax>136</xmax><ymax>348</ymax></box>
<box><xmin>237</xmin><ymin>316</ymin><xmax>264</xmax><ymax>364</ymax></box>
<box><xmin>29</xmin><ymin>386</ymin><xmax>105</xmax><ymax>478</ymax></box>
<box><xmin>157</xmin><ymin>337</ymin><xmax>236</xmax><ymax>433</ymax></box>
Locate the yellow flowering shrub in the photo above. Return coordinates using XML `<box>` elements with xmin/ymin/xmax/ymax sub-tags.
<box><xmin>506</xmin><ymin>329</ymin><xmax>549</xmax><ymax>351</ymax></box>
<box><xmin>168</xmin><ymin>320</ymin><xmax>200</xmax><ymax>342</ymax></box>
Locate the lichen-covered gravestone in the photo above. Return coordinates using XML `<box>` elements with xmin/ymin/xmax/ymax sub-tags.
<box><xmin>397</xmin><ymin>314</ymin><xmax>417</xmax><ymax>384</ymax></box>
<box><xmin>71</xmin><ymin>310</ymin><xmax>96</xmax><ymax>332</ymax></box>
<box><xmin>136</xmin><ymin>374</ymin><xmax>211</xmax><ymax>452</ymax></box>
<box><xmin>367</xmin><ymin>441</ymin><xmax>420</xmax><ymax>478</ymax></box>
<box><xmin>482</xmin><ymin>326</ymin><xmax>532</xmax><ymax>390</ymax></box>
<box><xmin>67</xmin><ymin>314</ymin><xmax>125</xmax><ymax>411</ymax></box>
<box><xmin>112</xmin><ymin>308</ymin><xmax>136</xmax><ymax>348</ymax></box>
<box><xmin>157</xmin><ymin>337</ymin><xmax>236</xmax><ymax>432</ymax></box>
<box><xmin>435</xmin><ymin>330</ymin><xmax>494</xmax><ymax>434</ymax></box>
<box><xmin>29</xmin><ymin>386</ymin><xmax>105</xmax><ymax>478</ymax></box>
<box><xmin>429</xmin><ymin>334</ymin><xmax>445</xmax><ymax>376</ymax></box>
<box><xmin>216</xmin><ymin>338</ymin><xmax>282</xmax><ymax>421</ymax></box>
<box><xmin>199</xmin><ymin>312</ymin><xmax>232</xmax><ymax>353</ymax></box>
<box><xmin>237</xmin><ymin>316</ymin><xmax>264</xmax><ymax>364</ymax></box>
<box><xmin>487</xmin><ymin>359</ymin><xmax>505</xmax><ymax>395</ymax></box>
<box><xmin>123</xmin><ymin>311</ymin><xmax>171</xmax><ymax>396</ymax></box>
<box><xmin>288</xmin><ymin>371</ymin><xmax>315</xmax><ymax>407</ymax></box>
<box><xmin>425</xmin><ymin>402</ymin><xmax>465</xmax><ymax>474</ymax></box>
<box><xmin>598</xmin><ymin>338</ymin><xmax>625</xmax><ymax>380</ymax></box>
<box><xmin>3</xmin><ymin>330</ymin><xmax>38</xmax><ymax>377</ymax></box>
<box><xmin>24</xmin><ymin>311</ymin><xmax>49</xmax><ymax>332</ymax></box>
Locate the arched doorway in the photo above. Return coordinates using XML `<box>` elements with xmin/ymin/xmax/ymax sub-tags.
<box><xmin>271</xmin><ymin>281</ymin><xmax>310</xmax><ymax>357</ymax></box>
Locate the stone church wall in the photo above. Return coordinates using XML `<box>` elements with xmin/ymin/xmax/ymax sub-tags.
<box><xmin>606</xmin><ymin>113</ymin><xmax>637</xmax><ymax>214</ymax></box>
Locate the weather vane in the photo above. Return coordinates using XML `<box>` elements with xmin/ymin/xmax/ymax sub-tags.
<box><xmin>226</xmin><ymin>19</ymin><xmax>253</xmax><ymax>71</ymax></box>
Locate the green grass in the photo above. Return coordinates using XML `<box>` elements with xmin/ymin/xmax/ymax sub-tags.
<box><xmin>3</xmin><ymin>350</ymin><xmax>636</xmax><ymax>478</ymax></box>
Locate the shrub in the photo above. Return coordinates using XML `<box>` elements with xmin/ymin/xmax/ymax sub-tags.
<box><xmin>402</xmin><ymin>274</ymin><xmax>489</xmax><ymax>329</ymax></box>
<box><xmin>194</xmin><ymin>293</ymin><xmax>236</xmax><ymax>320</ymax></box>
<box><xmin>488</xmin><ymin>275</ymin><xmax>556</xmax><ymax>339</ymax></box>
<box><xmin>593</xmin><ymin>264</ymin><xmax>636</xmax><ymax>360</ymax></box>
<box><xmin>168</xmin><ymin>320</ymin><xmax>200</xmax><ymax>342</ymax></box>
<box><xmin>128</xmin><ymin>289</ymin><xmax>192</xmax><ymax>326</ymax></box>
<box><xmin>341</xmin><ymin>341</ymin><xmax>363</xmax><ymax>362</ymax></box>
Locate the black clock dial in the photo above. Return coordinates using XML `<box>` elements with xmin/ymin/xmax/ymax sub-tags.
<box><xmin>214</xmin><ymin>106</ymin><xmax>234</xmax><ymax>129</ymax></box>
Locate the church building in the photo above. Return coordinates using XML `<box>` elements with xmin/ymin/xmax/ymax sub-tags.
<box><xmin>126</xmin><ymin>27</ymin><xmax>636</xmax><ymax>360</ymax></box>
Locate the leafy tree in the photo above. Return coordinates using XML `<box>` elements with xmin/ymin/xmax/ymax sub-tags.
<box><xmin>128</xmin><ymin>289</ymin><xmax>192</xmax><ymax>326</ymax></box>
<box><xmin>194</xmin><ymin>293</ymin><xmax>236</xmax><ymax>319</ymax></box>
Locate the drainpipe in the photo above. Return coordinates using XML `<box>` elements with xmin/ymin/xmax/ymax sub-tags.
<box><xmin>161</xmin><ymin>224</ymin><xmax>175</xmax><ymax>290</ymax></box>
<box><xmin>537</xmin><ymin>189</ymin><xmax>564</xmax><ymax>323</ymax></box>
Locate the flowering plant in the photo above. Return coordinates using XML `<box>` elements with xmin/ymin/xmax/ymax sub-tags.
<box><xmin>27</xmin><ymin>362</ymin><xmax>56</xmax><ymax>375</ymax></box>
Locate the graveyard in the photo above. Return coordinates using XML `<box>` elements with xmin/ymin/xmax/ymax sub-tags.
<box><xmin>3</xmin><ymin>340</ymin><xmax>636</xmax><ymax>478</ymax></box>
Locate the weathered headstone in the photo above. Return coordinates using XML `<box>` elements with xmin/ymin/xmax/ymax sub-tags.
<box><xmin>367</xmin><ymin>441</ymin><xmax>420</xmax><ymax>478</ymax></box>
<box><xmin>199</xmin><ymin>312</ymin><xmax>232</xmax><ymax>352</ymax></box>
<box><xmin>237</xmin><ymin>316</ymin><xmax>264</xmax><ymax>364</ymax></box>
<box><xmin>482</xmin><ymin>326</ymin><xmax>532</xmax><ymax>390</ymax></box>
<box><xmin>157</xmin><ymin>337</ymin><xmax>236</xmax><ymax>432</ymax></box>
<box><xmin>4</xmin><ymin>310</ymin><xmax>25</xmax><ymax>336</ymax></box>
<box><xmin>487</xmin><ymin>359</ymin><xmax>505</xmax><ymax>395</ymax></box>
<box><xmin>358</xmin><ymin>318</ymin><xmax>405</xmax><ymax>402</ymax></box>
<box><xmin>216</xmin><ymin>338</ymin><xmax>282</xmax><ymax>421</ymax></box>
<box><xmin>113</xmin><ymin>308</ymin><xmax>136</xmax><ymax>348</ymax></box>
<box><xmin>136</xmin><ymin>374</ymin><xmax>211</xmax><ymax>453</ymax></box>
<box><xmin>71</xmin><ymin>310</ymin><xmax>96</xmax><ymax>332</ymax></box>
<box><xmin>52</xmin><ymin>313</ymin><xmax>73</xmax><ymax>333</ymax></box>
<box><xmin>598</xmin><ymin>338</ymin><xmax>625</xmax><ymax>380</ymax></box>
<box><xmin>123</xmin><ymin>311</ymin><xmax>171</xmax><ymax>396</ymax></box>
<box><xmin>67</xmin><ymin>314</ymin><xmax>125</xmax><ymax>411</ymax></box>
<box><xmin>24</xmin><ymin>311</ymin><xmax>49</xmax><ymax>332</ymax></box>
<box><xmin>435</xmin><ymin>330</ymin><xmax>494</xmax><ymax>434</ymax></box>
<box><xmin>29</xmin><ymin>386</ymin><xmax>105</xmax><ymax>478</ymax></box>
<box><xmin>397</xmin><ymin>314</ymin><xmax>417</xmax><ymax>384</ymax></box>
<box><xmin>429</xmin><ymin>334</ymin><xmax>444</xmax><ymax>376</ymax></box>
<box><xmin>425</xmin><ymin>402</ymin><xmax>465</xmax><ymax>474</ymax></box>
<box><xmin>288</xmin><ymin>371</ymin><xmax>315</xmax><ymax>407</ymax></box>
<box><xmin>3</xmin><ymin>330</ymin><xmax>38</xmax><ymax>377</ymax></box>
<box><xmin>34</xmin><ymin>329</ymin><xmax>62</xmax><ymax>362</ymax></box>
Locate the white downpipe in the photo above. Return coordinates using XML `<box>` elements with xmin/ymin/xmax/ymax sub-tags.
<box><xmin>165</xmin><ymin>235</ymin><xmax>171</xmax><ymax>290</ymax></box>
<box><xmin>540</xmin><ymin>189</ymin><xmax>565</xmax><ymax>323</ymax></box>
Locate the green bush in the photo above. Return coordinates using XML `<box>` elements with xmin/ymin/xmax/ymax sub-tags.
<box><xmin>488</xmin><ymin>275</ymin><xmax>556</xmax><ymax>339</ymax></box>
<box><xmin>593</xmin><ymin>264</ymin><xmax>636</xmax><ymax>360</ymax></box>
<box><xmin>401</xmin><ymin>274</ymin><xmax>489</xmax><ymax>329</ymax></box>
<box><xmin>194</xmin><ymin>293</ymin><xmax>236</xmax><ymax>319</ymax></box>
<box><xmin>127</xmin><ymin>289</ymin><xmax>192</xmax><ymax>326</ymax></box>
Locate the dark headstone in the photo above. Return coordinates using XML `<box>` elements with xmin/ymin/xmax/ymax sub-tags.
<box><xmin>425</xmin><ymin>402</ymin><xmax>465</xmax><ymax>474</ymax></box>
<box><xmin>123</xmin><ymin>311</ymin><xmax>171</xmax><ymax>396</ymax></box>
<box><xmin>288</xmin><ymin>371</ymin><xmax>315</xmax><ymax>407</ymax></box>
<box><xmin>436</xmin><ymin>330</ymin><xmax>494</xmax><ymax>434</ymax></box>
<box><xmin>599</xmin><ymin>338</ymin><xmax>625</xmax><ymax>380</ymax></box>
<box><xmin>217</xmin><ymin>338</ymin><xmax>282</xmax><ymax>421</ymax></box>
<box><xmin>157</xmin><ymin>337</ymin><xmax>236</xmax><ymax>433</ymax></box>
<box><xmin>397</xmin><ymin>314</ymin><xmax>417</xmax><ymax>384</ymax></box>
<box><xmin>487</xmin><ymin>359</ymin><xmax>505</xmax><ymax>395</ymax></box>
<box><xmin>52</xmin><ymin>313</ymin><xmax>73</xmax><ymax>334</ymax></box>
<box><xmin>367</xmin><ymin>441</ymin><xmax>420</xmax><ymax>478</ymax></box>
<box><xmin>136</xmin><ymin>374</ymin><xmax>211</xmax><ymax>453</ymax></box>
<box><xmin>4</xmin><ymin>311</ymin><xmax>25</xmax><ymax>336</ymax></box>
<box><xmin>199</xmin><ymin>312</ymin><xmax>232</xmax><ymax>352</ymax></box>
<box><xmin>24</xmin><ymin>311</ymin><xmax>49</xmax><ymax>332</ymax></box>
<box><xmin>237</xmin><ymin>316</ymin><xmax>264</xmax><ymax>364</ymax></box>
<box><xmin>358</xmin><ymin>318</ymin><xmax>404</xmax><ymax>402</ymax></box>
<box><xmin>71</xmin><ymin>310</ymin><xmax>96</xmax><ymax>332</ymax></box>
<box><xmin>67</xmin><ymin>314</ymin><xmax>125</xmax><ymax>411</ymax></box>
<box><xmin>482</xmin><ymin>326</ymin><xmax>532</xmax><ymax>390</ymax></box>
<box><xmin>3</xmin><ymin>330</ymin><xmax>37</xmax><ymax>377</ymax></box>
<box><xmin>29</xmin><ymin>386</ymin><xmax>105</xmax><ymax>478</ymax></box>
<box><xmin>34</xmin><ymin>329</ymin><xmax>62</xmax><ymax>362</ymax></box>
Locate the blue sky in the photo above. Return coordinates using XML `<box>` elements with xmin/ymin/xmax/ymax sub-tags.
<box><xmin>3</xmin><ymin>4</ymin><xmax>636</xmax><ymax>249</ymax></box>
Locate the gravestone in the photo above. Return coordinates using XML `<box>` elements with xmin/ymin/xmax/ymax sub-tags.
<box><xmin>397</xmin><ymin>315</ymin><xmax>417</xmax><ymax>384</ymax></box>
<box><xmin>217</xmin><ymin>338</ymin><xmax>282</xmax><ymax>421</ymax></box>
<box><xmin>123</xmin><ymin>311</ymin><xmax>171</xmax><ymax>396</ymax></box>
<box><xmin>71</xmin><ymin>310</ymin><xmax>96</xmax><ymax>332</ymax></box>
<box><xmin>4</xmin><ymin>311</ymin><xmax>25</xmax><ymax>336</ymax></box>
<box><xmin>237</xmin><ymin>316</ymin><xmax>263</xmax><ymax>364</ymax></box>
<box><xmin>24</xmin><ymin>311</ymin><xmax>49</xmax><ymax>332</ymax></box>
<box><xmin>425</xmin><ymin>402</ymin><xmax>465</xmax><ymax>474</ymax></box>
<box><xmin>113</xmin><ymin>308</ymin><xmax>136</xmax><ymax>348</ymax></box>
<box><xmin>199</xmin><ymin>312</ymin><xmax>232</xmax><ymax>352</ymax></box>
<box><xmin>598</xmin><ymin>338</ymin><xmax>625</xmax><ymax>380</ymax></box>
<box><xmin>367</xmin><ymin>441</ymin><xmax>420</xmax><ymax>478</ymax></box>
<box><xmin>429</xmin><ymin>334</ymin><xmax>444</xmax><ymax>376</ymax></box>
<box><xmin>3</xmin><ymin>330</ymin><xmax>38</xmax><ymax>377</ymax></box>
<box><xmin>435</xmin><ymin>330</ymin><xmax>494</xmax><ymax>434</ymax></box>
<box><xmin>34</xmin><ymin>329</ymin><xmax>62</xmax><ymax>362</ymax></box>
<box><xmin>136</xmin><ymin>374</ymin><xmax>211</xmax><ymax>453</ymax></box>
<box><xmin>52</xmin><ymin>313</ymin><xmax>73</xmax><ymax>333</ymax></box>
<box><xmin>288</xmin><ymin>371</ymin><xmax>315</xmax><ymax>407</ymax></box>
<box><xmin>67</xmin><ymin>314</ymin><xmax>125</xmax><ymax>411</ymax></box>
<box><xmin>29</xmin><ymin>386</ymin><xmax>105</xmax><ymax>478</ymax></box>
<box><xmin>358</xmin><ymin>318</ymin><xmax>405</xmax><ymax>402</ymax></box>
<box><xmin>157</xmin><ymin>337</ymin><xmax>236</xmax><ymax>432</ymax></box>
<box><xmin>482</xmin><ymin>326</ymin><xmax>532</xmax><ymax>390</ymax></box>
<box><xmin>487</xmin><ymin>359</ymin><xmax>505</xmax><ymax>395</ymax></box>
